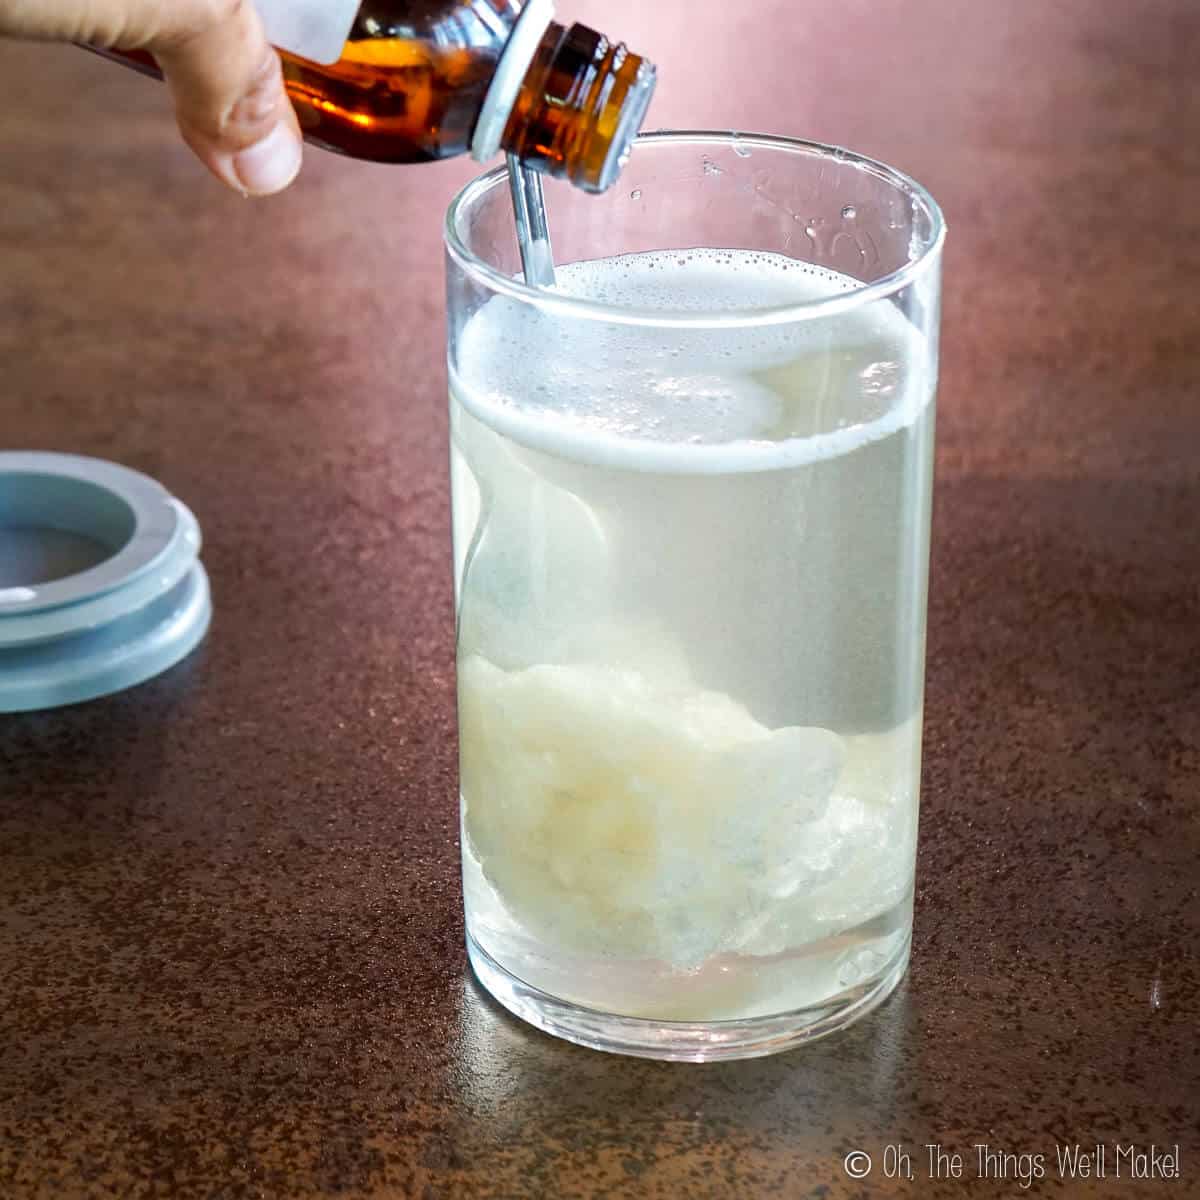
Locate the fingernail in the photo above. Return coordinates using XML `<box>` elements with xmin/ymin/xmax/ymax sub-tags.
<box><xmin>232</xmin><ymin>121</ymin><xmax>302</xmax><ymax>196</ymax></box>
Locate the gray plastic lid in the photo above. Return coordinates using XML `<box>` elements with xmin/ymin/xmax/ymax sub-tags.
<box><xmin>0</xmin><ymin>452</ymin><xmax>211</xmax><ymax>712</ymax></box>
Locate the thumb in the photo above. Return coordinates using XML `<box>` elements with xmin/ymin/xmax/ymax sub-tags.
<box><xmin>152</xmin><ymin>1</ymin><xmax>304</xmax><ymax>196</ymax></box>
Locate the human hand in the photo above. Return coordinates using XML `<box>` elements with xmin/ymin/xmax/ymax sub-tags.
<box><xmin>2</xmin><ymin>0</ymin><xmax>302</xmax><ymax>195</ymax></box>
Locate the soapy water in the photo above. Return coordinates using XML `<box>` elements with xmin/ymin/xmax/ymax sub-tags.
<box><xmin>452</xmin><ymin>248</ymin><xmax>919</xmax><ymax>471</ymax></box>
<box><xmin>451</xmin><ymin>249</ymin><xmax>933</xmax><ymax>1022</ymax></box>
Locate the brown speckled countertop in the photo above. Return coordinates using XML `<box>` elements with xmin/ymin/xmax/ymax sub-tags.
<box><xmin>1</xmin><ymin>1</ymin><xmax>1198</xmax><ymax>1196</ymax></box>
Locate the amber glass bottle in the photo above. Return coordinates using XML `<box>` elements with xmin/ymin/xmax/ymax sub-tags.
<box><xmin>95</xmin><ymin>0</ymin><xmax>656</xmax><ymax>193</ymax></box>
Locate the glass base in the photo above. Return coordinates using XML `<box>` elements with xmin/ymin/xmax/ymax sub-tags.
<box><xmin>467</xmin><ymin>931</ymin><xmax>910</xmax><ymax>1062</ymax></box>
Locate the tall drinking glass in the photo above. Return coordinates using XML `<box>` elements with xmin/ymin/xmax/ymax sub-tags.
<box><xmin>445</xmin><ymin>132</ymin><xmax>944</xmax><ymax>1060</ymax></box>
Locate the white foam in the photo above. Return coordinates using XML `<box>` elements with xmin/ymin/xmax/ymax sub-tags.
<box><xmin>451</xmin><ymin>248</ymin><xmax>932</xmax><ymax>475</ymax></box>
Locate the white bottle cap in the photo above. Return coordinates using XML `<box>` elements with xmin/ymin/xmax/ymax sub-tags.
<box><xmin>471</xmin><ymin>0</ymin><xmax>556</xmax><ymax>163</ymax></box>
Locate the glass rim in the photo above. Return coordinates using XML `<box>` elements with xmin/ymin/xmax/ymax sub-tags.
<box><xmin>444</xmin><ymin>130</ymin><xmax>946</xmax><ymax>330</ymax></box>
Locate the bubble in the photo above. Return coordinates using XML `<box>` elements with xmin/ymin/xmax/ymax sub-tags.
<box><xmin>841</xmin><ymin>205</ymin><xmax>857</xmax><ymax>219</ymax></box>
<box><xmin>630</xmin><ymin>188</ymin><xmax>643</xmax><ymax>200</ymax></box>
<box><xmin>860</xmin><ymin>360</ymin><xmax>901</xmax><ymax>396</ymax></box>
